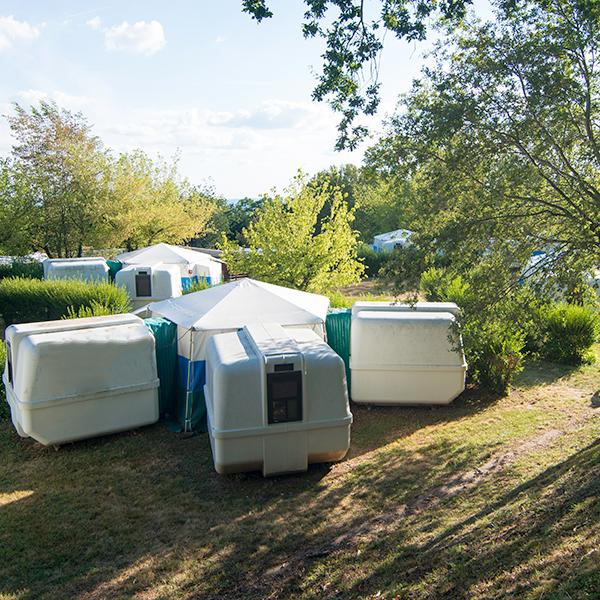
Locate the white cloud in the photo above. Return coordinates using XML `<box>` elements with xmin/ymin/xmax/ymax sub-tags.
<box><xmin>103</xmin><ymin>20</ymin><xmax>165</xmax><ymax>56</ymax></box>
<box><xmin>15</xmin><ymin>89</ymin><xmax>92</xmax><ymax>110</ymax></box>
<box><xmin>212</xmin><ymin>101</ymin><xmax>315</xmax><ymax>130</ymax></box>
<box><xmin>215</xmin><ymin>36</ymin><xmax>225</xmax><ymax>44</ymax></box>
<box><xmin>86</xmin><ymin>16</ymin><xmax>102</xmax><ymax>31</ymax></box>
<box><xmin>0</xmin><ymin>15</ymin><xmax>41</xmax><ymax>51</ymax></box>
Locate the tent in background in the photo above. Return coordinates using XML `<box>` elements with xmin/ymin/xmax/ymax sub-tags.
<box><xmin>149</xmin><ymin>278</ymin><xmax>329</xmax><ymax>432</ymax></box>
<box><xmin>116</xmin><ymin>243</ymin><xmax>222</xmax><ymax>287</ymax></box>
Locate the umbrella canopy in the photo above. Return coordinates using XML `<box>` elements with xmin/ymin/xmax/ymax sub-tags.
<box><xmin>116</xmin><ymin>243</ymin><xmax>214</xmax><ymax>267</ymax></box>
<box><xmin>149</xmin><ymin>278</ymin><xmax>329</xmax><ymax>331</ymax></box>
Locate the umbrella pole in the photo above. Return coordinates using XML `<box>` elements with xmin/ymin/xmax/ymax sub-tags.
<box><xmin>184</xmin><ymin>329</ymin><xmax>194</xmax><ymax>433</ymax></box>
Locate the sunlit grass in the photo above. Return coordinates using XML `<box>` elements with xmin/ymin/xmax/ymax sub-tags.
<box><xmin>0</xmin><ymin>347</ymin><xmax>598</xmax><ymax>599</ymax></box>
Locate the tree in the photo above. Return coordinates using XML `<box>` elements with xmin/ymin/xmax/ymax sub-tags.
<box><xmin>106</xmin><ymin>151</ymin><xmax>216</xmax><ymax>251</ymax></box>
<box><xmin>366</xmin><ymin>0</ymin><xmax>600</xmax><ymax>299</ymax></box>
<box><xmin>0</xmin><ymin>102</ymin><xmax>217</xmax><ymax>255</ymax></box>
<box><xmin>309</xmin><ymin>164</ymin><xmax>409</xmax><ymax>240</ymax></box>
<box><xmin>3</xmin><ymin>101</ymin><xmax>112</xmax><ymax>257</ymax></box>
<box><xmin>243</xmin><ymin>0</ymin><xmax>472</xmax><ymax>149</ymax></box>
<box><xmin>220</xmin><ymin>173</ymin><xmax>364</xmax><ymax>292</ymax></box>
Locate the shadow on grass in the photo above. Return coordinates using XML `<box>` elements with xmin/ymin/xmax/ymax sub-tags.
<box><xmin>341</xmin><ymin>439</ymin><xmax>600</xmax><ymax>599</ymax></box>
<box><xmin>513</xmin><ymin>358</ymin><xmax>579</xmax><ymax>389</ymax></box>
<box><xmin>0</xmin><ymin>355</ymin><xmax>594</xmax><ymax>599</ymax></box>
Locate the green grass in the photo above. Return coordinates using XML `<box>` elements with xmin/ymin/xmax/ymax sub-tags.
<box><xmin>0</xmin><ymin>349</ymin><xmax>598</xmax><ymax>599</ymax></box>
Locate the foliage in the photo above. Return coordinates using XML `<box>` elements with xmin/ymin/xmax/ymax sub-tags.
<box><xmin>367</xmin><ymin>0</ymin><xmax>600</xmax><ymax>293</ymax></box>
<box><xmin>0</xmin><ymin>277</ymin><xmax>131</xmax><ymax>325</ymax></box>
<box><xmin>220</xmin><ymin>173</ymin><xmax>364</xmax><ymax>293</ymax></box>
<box><xmin>541</xmin><ymin>303</ymin><xmax>599</xmax><ymax>365</ymax></box>
<box><xmin>420</xmin><ymin>267</ymin><xmax>472</xmax><ymax>305</ymax></box>
<box><xmin>357</xmin><ymin>242</ymin><xmax>392</xmax><ymax>278</ymax></box>
<box><xmin>107</xmin><ymin>151</ymin><xmax>216</xmax><ymax>251</ymax></box>
<box><xmin>311</xmin><ymin>165</ymin><xmax>408</xmax><ymax>242</ymax></box>
<box><xmin>0</xmin><ymin>259</ymin><xmax>43</xmax><ymax>280</ymax></box>
<box><xmin>182</xmin><ymin>280</ymin><xmax>212</xmax><ymax>295</ymax></box>
<box><xmin>243</xmin><ymin>0</ymin><xmax>471</xmax><ymax>148</ymax></box>
<box><xmin>0</xmin><ymin>102</ymin><xmax>217</xmax><ymax>257</ymax></box>
<box><xmin>378</xmin><ymin>244</ymin><xmax>428</xmax><ymax>300</ymax></box>
<box><xmin>62</xmin><ymin>301</ymin><xmax>118</xmax><ymax>319</ymax></box>
<box><xmin>2</xmin><ymin>102</ymin><xmax>112</xmax><ymax>257</ymax></box>
<box><xmin>464</xmin><ymin>320</ymin><xmax>526</xmax><ymax>394</ymax></box>
<box><xmin>419</xmin><ymin>268</ymin><xmax>535</xmax><ymax>393</ymax></box>
<box><xmin>328</xmin><ymin>291</ymin><xmax>354</xmax><ymax>309</ymax></box>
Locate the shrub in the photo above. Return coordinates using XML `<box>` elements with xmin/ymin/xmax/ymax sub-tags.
<box><xmin>420</xmin><ymin>267</ymin><xmax>472</xmax><ymax>306</ymax></box>
<box><xmin>357</xmin><ymin>242</ymin><xmax>391</xmax><ymax>278</ymax></box>
<box><xmin>183</xmin><ymin>279</ymin><xmax>212</xmax><ymax>295</ymax></box>
<box><xmin>0</xmin><ymin>259</ymin><xmax>44</xmax><ymax>280</ymax></box>
<box><xmin>63</xmin><ymin>301</ymin><xmax>117</xmax><ymax>319</ymax></box>
<box><xmin>0</xmin><ymin>277</ymin><xmax>131</xmax><ymax>325</ymax></box>
<box><xmin>541</xmin><ymin>303</ymin><xmax>599</xmax><ymax>365</ymax></box>
<box><xmin>464</xmin><ymin>321</ymin><xmax>526</xmax><ymax>394</ymax></box>
<box><xmin>328</xmin><ymin>291</ymin><xmax>353</xmax><ymax>308</ymax></box>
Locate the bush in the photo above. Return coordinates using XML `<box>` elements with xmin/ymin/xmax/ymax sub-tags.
<box><xmin>63</xmin><ymin>301</ymin><xmax>118</xmax><ymax>319</ymax></box>
<box><xmin>465</xmin><ymin>321</ymin><xmax>526</xmax><ymax>394</ymax></box>
<box><xmin>0</xmin><ymin>259</ymin><xmax>44</xmax><ymax>280</ymax></box>
<box><xmin>182</xmin><ymin>279</ymin><xmax>212</xmax><ymax>295</ymax></box>
<box><xmin>328</xmin><ymin>291</ymin><xmax>353</xmax><ymax>308</ymax></box>
<box><xmin>420</xmin><ymin>267</ymin><xmax>472</xmax><ymax>306</ymax></box>
<box><xmin>541</xmin><ymin>303</ymin><xmax>599</xmax><ymax>365</ymax></box>
<box><xmin>0</xmin><ymin>277</ymin><xmax>131</xmax><ymax>325</ymax></box>
<box><xmin>357</xmin><ymin>242</ymin><xmax>392</xmax><ymax>278</ymax></box>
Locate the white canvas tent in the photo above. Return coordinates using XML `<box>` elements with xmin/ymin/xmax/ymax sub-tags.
<box><xmin>116</xmin><ymin>243</ymin><xmax>222</xmax><ymax>286</ymax></box>
<box><xmin>148</xmin><ymin>278</ymin><xmax>329</xmax><ymax>432</ymax></box>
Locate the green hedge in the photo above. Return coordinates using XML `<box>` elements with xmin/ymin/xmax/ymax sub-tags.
<box><xmin>0</xmin><ymin>260</ymin><xmax>44</xmax><ymax>280</ymax></box>
<box><xmin>0</xmin><ymin>277</ymin><xmax>131</xmax><ymax>326</ymax></box>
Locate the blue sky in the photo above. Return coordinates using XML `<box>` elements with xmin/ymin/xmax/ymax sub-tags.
<box><xmin>0</xmin><ymin>1</ymin><xmax>493</xmax><ymax>198</ymax></box>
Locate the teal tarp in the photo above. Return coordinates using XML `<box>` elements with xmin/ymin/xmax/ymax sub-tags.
<box><xmin>106</xmin><ymin>259</ymin><xmax>123</xmax><ymax>282</ymax></box>
<box><xmin>326</xmin><ymin>309</ymin><xmax>352</xmax><ymax>394</ymax></box>
<box><xmin>143</xmin><ymin>317</ymin><xmax>177</xmax><ymax>417</ymax></box>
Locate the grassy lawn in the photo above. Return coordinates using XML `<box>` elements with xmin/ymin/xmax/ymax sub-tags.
<box><xmin>0</xmin><ymin>349</ymin><xmax>598</xmax><ymax>599</ymax></box>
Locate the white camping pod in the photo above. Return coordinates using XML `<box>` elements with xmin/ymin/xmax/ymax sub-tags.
<box><xmin>116</xmin><ymin>243</ymin><xmax>222</xmax><ymax>288</ymax></box>
<box><xmin>43</xmin><ymin>257</ymin><xmax>109</xmax><ymax>283</ymax></box>
<box><xmin>350</xmin><ymin>302</ymin><xmax>467</xmax><ymax>405</ymax></box>
<box><xmin>352</xmin><ymin>301</ymin><xmax>461</xmax><ymax>318</ymax></box>
<box><xmin>149</xmin><ymin>278</ymin><xmax>330</xmax><ymax>432</ymax></box>
<box><xmin>204</xmin><ymin>323</ymin><xmax>352</xmax><ymax>476</ymax></box>
<box><xmin>3</xmin><ymin>314</ymin><xmax>159</xmax><ymax>445</ymax></box>
<box><xmin>115</xmin><ymin>263</ymin><xmax>182</xmax><ymax>309</ymax></box>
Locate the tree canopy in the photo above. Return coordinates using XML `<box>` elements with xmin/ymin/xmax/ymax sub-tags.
<box><xmin>366</xmin><ymin>0</ymin><xmax>600</xmax><ymax>297</ymax></box>
<box><xmin>243</xmin><ymin>0</ymin><xmax>473</xmax><ymax>149</ymax></box>
<box><xmin>220</xmin><ymin>173</ymin><xmax>364</xmax><ymax>292</ymax></box>
<box><xmin>0</xmin><ymin>102</ymin><xmax>217</xmax><ymax>257</ymax></box>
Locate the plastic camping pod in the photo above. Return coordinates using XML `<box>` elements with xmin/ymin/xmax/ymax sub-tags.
<box><xmin>149</xmin><ymin>278</ymin><xmax>330</xmax><ymax>432</ymax></box>
<box><xmin>204</xmin><ymin>323</ymin><xmax>352</xmax><ymax>476</ymax></box>
<box><xmin>350</xmin><ymin>303</ymin><xmax>467</xmax><ymax>405</ymax></box>
<box><xmin>116</xmin><ymin>263</ymin><xmax>182</xmax><ymax>309</ymax></box>
<box><xmin>43</xmin><ymin>257</ymin><xmax>109</xmax><ymax>283</ymax></box>
<box><xmin>115</xmin><ymin>243</ymin><xmax>223</xmax><ymax>287</ymax></box>
<box><xmin>2</xmin><ymin>314</ymin><xmax>159</xmax><ymax>445</ymax></box>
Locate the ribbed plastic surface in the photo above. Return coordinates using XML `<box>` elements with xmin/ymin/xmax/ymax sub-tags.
<box><xmin>325</xmin><ymin>309</ymin><xmax>351</xmax><ymax>393</ymax></box>
<box><xmin>143</xmin><ymin>317</ymin><xmax>177</xmax><ymax>417</ymax></box>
